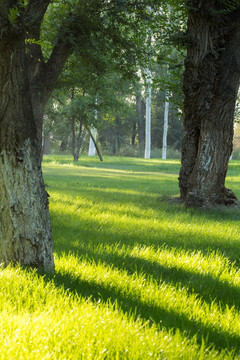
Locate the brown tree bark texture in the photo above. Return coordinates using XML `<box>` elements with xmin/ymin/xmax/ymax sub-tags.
<box><xmin>179</xmin><ymin>1</ymin><xmax>240</xmax><ymax>207</ymax></box>
<box><xmin>0</xmin><ymin>27</ymin><xmax>54</xmax><ymax>270</ymax></box>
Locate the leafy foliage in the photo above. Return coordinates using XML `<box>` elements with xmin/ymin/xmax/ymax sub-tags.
<box><xmin>8</xmin><ymin>6</ymin><xmax>19</xmax><ymax>24</ymax></box>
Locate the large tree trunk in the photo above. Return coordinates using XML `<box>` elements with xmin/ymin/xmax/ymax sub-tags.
<box><xmin>179</xmin><ymin>1</ymin><xmax>240</xmax><ymax>207</ymax></box>
<box><xmin>43</xmin><ymin>132</ymin><xmax>51</xmax><ymax>155</ymax></box>
<box><xmin>0</xmin><ymin>25</ymin><xmax>54</xmax><ymax>270</ymax></box>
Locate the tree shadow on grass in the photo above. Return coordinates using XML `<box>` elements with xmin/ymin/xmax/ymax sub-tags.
<box><xmin>52</xmin><ymin>204</ymin><xmax>240</xmax><ymax>267</ymax></box>
<box><xmin>46</xmin><ymin>174</ymin><xmax>240</xmax><ymax>227</ymax></box>
<box><xmin>46</xmin><ymin>210</ymin><xmax>240</xmax><ymax>354</ymax></box>
<box><xmin>58</xmin><ymin>242</ymin><xmax>240</xmax><ymax>311</ymax></box>
<box><xmin>42</xmin><ymin>159</ymin><xmax>240</xmax><ymax>354</ymax></box>
<box><xmin>49</xmin><ymin>212</ymin><xmax>240</xmax><ymax>353</ymax></box>
<box><xmin>50</xmin><ymin>191</ymin><xmax>240</xmax><ymax>314</ymax></box>
<box><xmin>43</xmin><ymin>264</ymin><xmax>240</xmax><ymax>355</ymax></box>
<box><xmin>49</xmin><ymin>181</ymin><xmax>240</xmax><ymax>223</ymax></box>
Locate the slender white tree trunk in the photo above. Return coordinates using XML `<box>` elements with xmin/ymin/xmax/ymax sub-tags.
<box><xmin>162</xmin><ymin>7</ymin><xmax>172</xmax><ymax>160</ymax></box>
<box><xmin>88</xmin><ymin>99</ymin><xmax>98</xmax><ymax>157</ymax></box>
<box><xmin>162</xmin><ymin>89</ymin><xmax>170</xmax><ymax>160</ymax></box>
<box><xmin>88</xmin><ymin>127</ymin><xmax>97</xmax><ymax>156</ymax></box>
<box><xmin>144</xmin><ymin>6</ymin><xmax>152</xmax><ymax>159</ymax></box>
<box><xmin>145</xmin><ymin>68</ymin><xmax>152</xmax><ymax>159</ymax></box>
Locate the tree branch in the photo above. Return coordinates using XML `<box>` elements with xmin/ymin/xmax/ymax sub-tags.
<box><xmin>43</xmin><ymin>37</ymin><xmax>73</xmax><ymax>98</ymax></box>
<box><xmin>27</xmin><ymin>18</ymin><xmax>74</xmax><ymax>104</ymax></box>
<box><xmin>25</xmin><ymin>0</ymin><xmax>52</xmax><ymax>89</ymax></box>
<box><xmin>50</xmin><ymin>95</ymin><xmax>64</xmax><ymax>106</ymax></box>
<box><xmin>25</xmin><ymin>0</ymin><xmax>51</xmax><ymax>39</ymax></box>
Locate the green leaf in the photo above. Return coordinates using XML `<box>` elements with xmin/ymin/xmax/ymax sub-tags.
<box><xmin>8</xmin><ymin>6</ymin><xmax>19</xmax><ymax>24</ymax></box>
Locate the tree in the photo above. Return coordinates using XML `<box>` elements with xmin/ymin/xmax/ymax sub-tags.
<box><xmin>179</xmin><ymin>0</ymin><xmax>240</xmax><ymax>207</ymax></box>
<box><xmin>0</xmin><ymin>0</ymin><xmax>151</xmax><ymax>269</ymax></box>
<box><xmin>145</xmin><ymin>68</ymin><xmax>152</xmax><ymax>159</ymax></box>
<box><xmin>136</xmin><ymin>92</ymin><xmax>145</xmax><ymax>154</ymax></box>
<box><xmin>144</xmin><ymin>6</ymin><xmax>152</xmax><ymax>159</ymax></box>
<box><xmin>69</xmin><ymin>89</ymin><xmax>86</xmax><ymax>162</ymax></box>
<box><xmin>162</xmin><ymin>86</ymin><xmax>170</xmax><ymax>159</ymax></box>
<box><xmin>0</xmin><ymin>1</ymin><xmax>54</xmax><ymax>270</ymax></box>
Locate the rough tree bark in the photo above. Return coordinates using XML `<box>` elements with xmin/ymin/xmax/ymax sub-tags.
<box><xmin>0</xmin><ymin>7</ymin><xmax>54</xmax><ymax>270</ymax></box>
<box><xmin>179</xmin><ymin>0</ymin><xmax>240</xmax><ymax>207</ymax></box>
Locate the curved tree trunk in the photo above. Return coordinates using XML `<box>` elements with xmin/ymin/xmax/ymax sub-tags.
<box><xmin>179</xmin><ymin>1</ymin><xmax>240</xmax><ymax>207</ymax></box>
<box><xmin>0</xmin><ymin>26</ymin><xmax>54</xmax><ymax>270</ymax></box>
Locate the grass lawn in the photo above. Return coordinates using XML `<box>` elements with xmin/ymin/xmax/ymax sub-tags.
<box><xmin>1</xmin><ymin>155</ymin><xmax>240</xmax><ymax>359</ymax></box>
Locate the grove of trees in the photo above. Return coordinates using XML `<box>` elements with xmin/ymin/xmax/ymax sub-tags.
<box><xmin>1</xmin><ymin>0</ymin><xmax>240</xmax><ymax>270</ymax></box>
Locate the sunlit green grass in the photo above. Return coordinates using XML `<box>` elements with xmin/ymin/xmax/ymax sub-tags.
<box><xmin>1</xmin><ymin>155</ymin><xmax>240</xmax><ymax>359</ymax></box>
